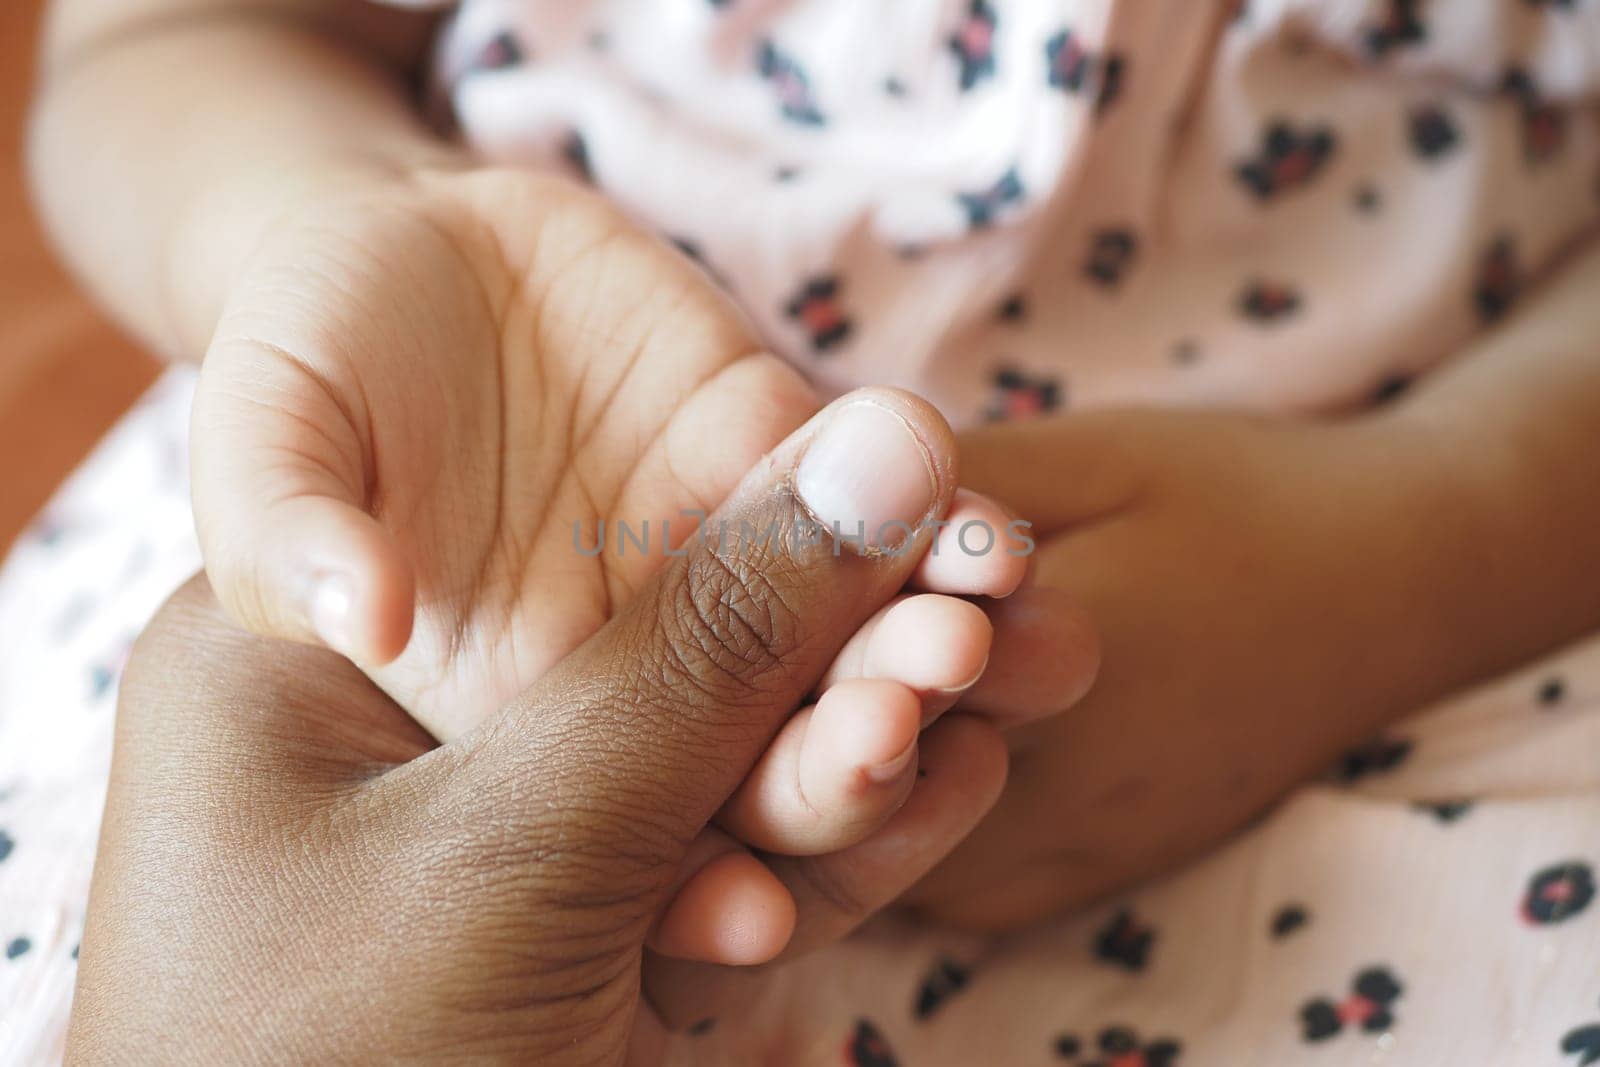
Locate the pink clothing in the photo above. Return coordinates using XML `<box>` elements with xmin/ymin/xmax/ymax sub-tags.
<box><xmin>4</xmin><ymin>1</ymin><xmax>1600</xmax><ymax>1062</ymax></box>
<box><xmin>432</xmin><ymin>0</ymin><xmax>1599</xmax><ymax>424</ymax></box>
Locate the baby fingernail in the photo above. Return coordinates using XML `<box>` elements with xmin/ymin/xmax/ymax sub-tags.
<box><xmin>933</xmin><ymin>655</ymin><xmax>989</xmax><ymax>697</ymax></box>
<box><xmin>310</xmin><ymin>574</ymin><xmax>355</xmax><ymax>656</ymax></box>
<box><xmin>866</xmin><ymin>740</ymin><xmax>918</xmax><ymax>785</ymax></box>
<box><xmin>795</xmin><ymin>401</ymin><xmax>936</xmax><ymax>551</ymax></box>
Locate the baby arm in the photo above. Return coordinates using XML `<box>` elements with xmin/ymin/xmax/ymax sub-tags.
<box><xmin>1382</xmin><ymin>238</ymin><xmax>1600</xmax><ymax>687</ymax></box>
<box><xmin>907</xmin><ymin>236</ymin><xmax>1600</xmax><ymax>929</ymax></box>
<box><xmin>30</xmin><ymin>0</ymin><xmax>456</xmax><ymax>363</ymax></box>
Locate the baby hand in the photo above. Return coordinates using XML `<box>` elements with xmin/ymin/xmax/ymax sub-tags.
<box><xmin>189</xmin><ymin>168</ymin><xmax>1096</xmax><ymax>963</ymax></box>
<box><xmin>905</xmin><ymin>409</ymin><xmax>1444</xmax><ymax>929</ymax></box>
<box><xmin>193</xmin><ymin>167</ymin><xmax>818</xmax><ymax>738</ymax></box>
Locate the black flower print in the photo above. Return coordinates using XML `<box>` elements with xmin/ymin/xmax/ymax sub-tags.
<box><xmin>785</xmin><ymin>276</ymin><xmax>852</xmax><ymax>351</ymax></box>
<box><xmin>1093</xmin><ymin>910</ymin><xmax>1155</xmax><ymax>971</ymax></box>
<box><xmin>1045</xmin><ymin>30</ymin><xmax>1126</xmax><ymax>115</ymax></box>
<box><xmin>1300</xmin><ymin>967</ymin><xmax>1403</xmax><ymax>1042</ymax></box>
<box><xmin>1563</xmin><ymin>1002</ymin><xmax>1600</xmax><ymax>1066</ymax></box>
<box><xmin>1055</xmin><ymin>1026</ymin><xmax>1182</xmax><ymax>1066</ymax></box>
<box><xmin>957</xmin><ymin>166</ymin><xmax>1025</xmax><ymax>229</ymax></box>
<box><xmin>1046</xmin><ymin>29</ymin><xmax>1091</xmax><ymax>90</ymax></box>
<box><xmin>846</xmin><ymin>1019</ymin><xmax>899</xmax><ymax>1067</ymax></box>
<box><xmin>1085</xmin><ymin>228</ymin><xmax>1138</xmax><ymax>287</ymax></box>
<box><xmin>1335</xmin><ymin>736</ymin><xmax>1412</xmax><ymax>782</ymax></box>
<box><xmin>1521</xmin><ymin>861</ymin><xmax>1595</xmax><ymax>925</ymax></box>
<box><xmin>913</xmin><ymin>956</ymin><xmax>972</xmax><ymax>1020</ymax></box>
<box><xmin>1364</xmin><ymin>0</ymin><xmax>1426</xmax><ymax>57</ymax></box>
<box><xmin>757</xmin><ymin>40</ymin><xmax>825</xmax><ymax>126</ymax></box>
<box><xmin>1474</xmin><ymin>235</ymin><xmax>1519</xmax><ymax>322</ymax></box>
<box><xmin>1503</xmin><ymin>67</ymin><xmax>1567</xmax><ymax>164</ymax></box>
<box><xmin>1409</xmin><ymin>105</ymin><xmax>1461</xmax><ymax>160</ymax></box>
<box><xmin>1271</xmin><ymin>904</ymin><xmax>1310</xmax><ymax>939</ymax></box>
<box><xmin>1566</xmin><ymin>1028</ymin><xmax>1600</xmax><ymax>1066</ymax></box>
<box><xmin>0</xmin><ymin>828</ymin><xmax>12</xmax><ymax>863</ymax></box>
<box><xmin>1414</xmin><ymin>799</ymin><xmax>1474</xmax><ymax>822</ymax></box>
<box><xmin>1238</xmin><ymin>280</ymin><xmax>1302</xmax><ymax>324</ymax></box>
<box><xmin>5</xmin><ymin>937</ymin><xmax>29</xmax><ymax>961</ymax></box>
<box><xmin>470</xmin><ymin>30</ymin><xmax>526</xmax><ymax>73</ymax></box>
<box><xmin>986</xmin><ymin>366</ymin><xmax>1062</xmax><ymax>421</ymax></box>
<box><xmin>1417</xmin><ymin>799</ymin><xmax>1474</xmax><ymax>822</ymax></box>
<box><xmin>948</xmin><ymin>1</ymin><xmax>999</xmax><ymax>92</ymax></box>
<box><xmin>1236</xmin><ymin>121</ymin><xmax>1337</xmax><ymax>200</ymax></box>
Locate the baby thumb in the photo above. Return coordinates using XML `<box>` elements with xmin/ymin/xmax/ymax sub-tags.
<box><xmin>190</xmin><ymin>344</ymin><xmax>414</xmax><ymax>666</ymax></box>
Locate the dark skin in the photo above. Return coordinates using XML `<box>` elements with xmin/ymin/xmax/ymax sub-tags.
<box><xmin>68</xmin><ymin>392</ymin><xmax>1014</xmax><ymax>1063</ymax></box>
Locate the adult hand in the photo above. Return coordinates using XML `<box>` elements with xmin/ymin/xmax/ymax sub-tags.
<box><xmin>68</xmin><ymin>391</ymin><xmax>1016</xmax><ymax>1063</ymax></box>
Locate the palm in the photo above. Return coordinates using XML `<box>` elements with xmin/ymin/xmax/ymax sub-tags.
<box><xmin>200</xmin><ymin>169</ymin><xmax>815</xmax><ymax>738</ymax></box>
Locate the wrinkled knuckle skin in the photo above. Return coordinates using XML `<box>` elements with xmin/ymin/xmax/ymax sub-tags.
<box><xmin>656</xmin><ymin>515</ymin><xmax>811</xmax><ymax>703</ymax></box>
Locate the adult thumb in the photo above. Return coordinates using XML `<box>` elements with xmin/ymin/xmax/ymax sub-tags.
<box><xmin>436</xmin><ymin>387</ymin><xmax>960</xmax><ymax>871</ymax></box>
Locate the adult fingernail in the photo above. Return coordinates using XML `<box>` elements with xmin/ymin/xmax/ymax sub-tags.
<box><xmin>310</xmin><ymin>573</ymin><xmax>355</xmax><ymax>657</ymax></box>
<box><xmin>795</xmin><ymin>401</ymin><xmax>936</xmax><ymax>551</ymax></box>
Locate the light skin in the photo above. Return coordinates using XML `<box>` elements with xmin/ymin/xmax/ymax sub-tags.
<box><xmin>31</xmin><ymin>0</ymin><xmax>1600</xmax><ymax>1021</ymax></box>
